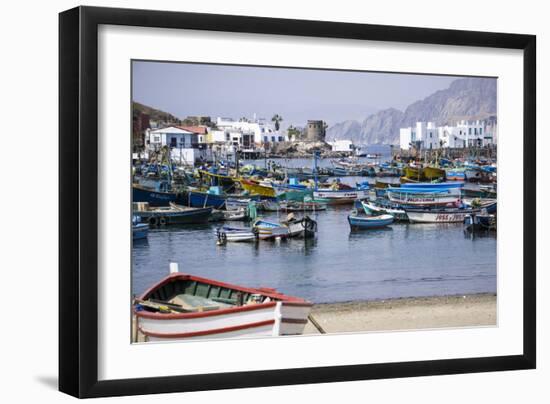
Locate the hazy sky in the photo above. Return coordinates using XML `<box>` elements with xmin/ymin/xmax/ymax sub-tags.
<box><xmin>132</xmin><ymin>61</ymin><xmax>459</xmax><ymax>127</ymax></box>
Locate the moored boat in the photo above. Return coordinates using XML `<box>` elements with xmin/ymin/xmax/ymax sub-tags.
<box><xmin>361</xmin><ymin>200</ymin><xmax>408</xmax><ymax>221</ymax></box>
<box><xmin>348</xmin><ymin>212</ymin><xmax>394</xmax><ymax>229</ymax></box>
<box><xmin>132</xmin><ymin>216</ymin><xmax>149</xmax><ymax>240</ymax></box>
<box><xmin>133</xmin><ymin>184</ymin><xmax>179</xmax><ymax>207</ymax></box>
<box><xmin>135</xmin><ymin>265</ymin><xmax>313</xmax><ymax>341</ymax></box>
<box><xmin>253</xmin><ymin>219</ymin><xmax>291</xmax><ymax>240</ymax></box>
<box><xmin>387</xmin><ymin>188</ymin><xmax>461</xmax><ymax>206</ymax></box>
<box><xmin>405</xmin><ymin>207</ymin><xmax>480</xmax><ymax>223</ymax></box>
<box><xmin>239</xmin><ymin>178</ymin><xmax>277</xmax><ymax>198</ymax></box>
<box><xmin>216</xmin><ymin>226</ymin><xmax>257</xmax><ymax>243</ymax></box>
<box><xmin>133</xmin><ymin>202</ymin><xmax>212</xmax><ymax>226</ymax></box>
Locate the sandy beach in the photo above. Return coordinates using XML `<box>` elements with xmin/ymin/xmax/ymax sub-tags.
<box><xmin>303</xmin><ymin>293</ymin><xmax>496</xmax><ymax>334</ymax></box>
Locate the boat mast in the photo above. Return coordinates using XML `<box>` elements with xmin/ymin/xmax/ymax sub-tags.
<box><xmin>313</xmin><ymin>151</ymin><xmax>319</xmax><ymax>191</ymax></box>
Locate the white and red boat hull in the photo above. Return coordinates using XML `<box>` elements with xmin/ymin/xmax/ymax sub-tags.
<box><xmin>135</xmin><ymin>273</ymin><xmax>312</xmax><ymax>341</ymax></box>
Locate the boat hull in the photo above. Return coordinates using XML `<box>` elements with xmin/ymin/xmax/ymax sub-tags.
<box><xmin>313</xmin><ymin>189</ymin><xmax>369</xmax><ymax>205</ymax></box>
<box><xmin>135</xmin><ymin>207</ymin><xmax>213</xmax><ymax>225</ymax></box>
<box><xmin>132</xmin><ymin>223</ymin><xmax>149</xmax><ymax>240</ymax></box>
<box><xmin>133</xmin><ymin>185</ymin><xmax>178</xmax><ymax>207</ymax></box>
<box><xmin>406</xmin><ymin>209</ymin><xmax>479</xmax><ymax>223</ymax></box>
<box><xmin>135</xmin><ymin>273</ymin><xmax>312</xmax><ymax>341</ymax></box>
<box><xmin>348</xmin><ymin>214</ymin><xmax>394</xmax><ymax>229</ymax></box>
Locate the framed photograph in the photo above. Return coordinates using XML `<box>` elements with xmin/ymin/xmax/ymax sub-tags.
<box><xmin>59</xmin><ymin>6</ymin><xmax>536</xmax><ymax>398</ymax></box>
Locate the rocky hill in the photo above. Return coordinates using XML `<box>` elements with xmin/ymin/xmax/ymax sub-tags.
<box><xmin>132</xmin><ymin>101</ymin><xmax>180</xmax><ymax>124</ymax></box>
<box><xmin>326</xmin><ymin>77</ymin><xmax>496</xmax><ymax>145</ymax></box>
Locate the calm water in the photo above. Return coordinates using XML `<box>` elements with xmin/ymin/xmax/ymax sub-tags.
<box><xmin>132</xmin><ymin>206</ymin><xmax>496</xmax><ymax>303</ymax></box>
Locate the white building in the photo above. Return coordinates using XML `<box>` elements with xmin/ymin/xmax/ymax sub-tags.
<box><xmin>328</xmin><ymin>139</ymin><xmax>354</xmax><ymax>152</ymax></box>
<box><xmin>145</xmin><ymin>126</ymin><xmax>208</xmax><ymax>164</ymax></box>
<box><xmin>215</xmin><ymin>117</ymin><xmax>287</xmax><ymax>145</ymax></box>
<box><xmin>400</xmin><ymin>119</ymin><xmax>497</xmax><ymax>150</ymax></box>
<box><xmin>399</xmin><ymin>121</ymin><xmax>439</xmax><ymax>150</ymax></box>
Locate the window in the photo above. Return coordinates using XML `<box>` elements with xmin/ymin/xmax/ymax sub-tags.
<box><xmin>271</xmin><ymin>136</ymin><xmax>275</xmax><ymax>142</ymax></box>
<box><xmin>474</xmin><ymin>128</ymin><xmax>477</xmax><ymax>135</ymax></box>
<box><xmin>264</xmin><ymin>136</ymin><xmax>268</xmax><ymax>143</ymax></box>
<box><xmin>278</xmin><ymin>136</ymin><xmax>283</xmax><ymax>142</ymax></box>
<box><xmin>480</xmin><ymin>128</ymin><xmax>483</xmax><ymax>134</ymax></box>
<box><xmin>468</xmin><ymin>128</ymin><xmax>472</xmax><ymax>135</ymax></box>
<box><xmin>170</xmin><ymin>137</ymin><xmax>177</xmax><ymax>147</ymax></box>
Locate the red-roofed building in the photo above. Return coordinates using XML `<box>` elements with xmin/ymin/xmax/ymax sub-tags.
<box><xmin>178</xmin><ymin>126</ymin><xmax>209</xmax><ymax>145</ymax></box>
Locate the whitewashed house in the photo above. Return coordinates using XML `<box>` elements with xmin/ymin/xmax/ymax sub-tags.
<box><xmin>145</xmin><ymin>126</ymin><xmax>207</xmax><ymax>164</ymax></box>
<box><xmin>400</xmin><ymin>119</ymin><xmax>496</xmax><ymax>150</ymax></box>
<box><xmin>328</xmin><ymin>139</ymin><xmax>354</xmax><ymax>152</ymax></box>
<box><xmin>215</xmin><ymin>117</ymin><xmax>287</xmax><ymax>145</ymax></box>
<box><xmin>399</xmin><ymin>122</ymin><xmax>440</xmax><ymax>150</ymax></box>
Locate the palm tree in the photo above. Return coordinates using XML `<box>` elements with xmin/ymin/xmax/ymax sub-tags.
<box><xmin>271</xmin><ymin>114</ymin><xmax>283</xmax><ymax>131</ymax></box>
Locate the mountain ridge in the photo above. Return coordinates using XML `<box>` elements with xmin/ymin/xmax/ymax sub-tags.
<box><xmin>326</xmin><ymin>77</ymin><xmax>497</xmax><ymax>145</ymax></box>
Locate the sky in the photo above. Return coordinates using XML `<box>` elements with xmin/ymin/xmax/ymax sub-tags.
<box><xmin>132</xmin><ymin>60</ymin><xmax>459</xmax><ymax>128</ymax></box>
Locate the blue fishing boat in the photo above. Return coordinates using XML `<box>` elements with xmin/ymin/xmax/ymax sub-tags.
<box><xmin>348</xmin><ymin>213</ymin><xmax>394</xmax><ymax>229</ymax></box>
<box><xmin>133</xmin><ymin>184</ymin><xmax>179</xmax><ymax>206</ymax></box>
<box><xmin>134</xmin><ymin>203</ymin><xmax>213</xmax><ymax>226</ymax></box>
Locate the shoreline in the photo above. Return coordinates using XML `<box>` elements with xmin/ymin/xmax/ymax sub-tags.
<box><xmin>304</xmin><ymin>293</ymin><xmax>496</xmax><ymax>334</ymax></box>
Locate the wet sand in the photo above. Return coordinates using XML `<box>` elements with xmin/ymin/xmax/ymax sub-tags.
<box><xmin>304</xmin><ymin>293</ymin><xmax>497</xmax><ymax>334</ymax></box>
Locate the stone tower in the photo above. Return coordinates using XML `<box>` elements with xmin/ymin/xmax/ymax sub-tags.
<box><xmin>306</xmin><ymin>120</ymin><xmax>326</xmax><ymax>141</ymax></box>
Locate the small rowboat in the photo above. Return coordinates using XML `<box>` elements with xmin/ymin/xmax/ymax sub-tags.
<box><xmin>134</xmin><ymin>266</ymin><xmax>313</xmax><ymax>341</ymax></box>
<box><xmin>253</xmin><ymin>219</ymin><xmax>290</xmax><ymax>240</ymax></box>
<box><xmin>132</xmin><ymin>216</ymin><xmax>149</xmax><ymax>240</ymax></box>
<box><xmin>361</xmin><ymin>200</ymin><xmax>408</xmax><ymax>221</ymax></box>
<box><xmin>216</xmin><ymin>226</ymin><xmax>257</xmax><ymax>243</ymax></box>
<box><xmin>348</xmin><ymin>213</ymin><xmax>394</xmax><ymax>229</ymax></box>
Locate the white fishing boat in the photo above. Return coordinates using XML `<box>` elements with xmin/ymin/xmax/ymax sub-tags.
<box><xmin>134</xmin><ymin>264</ymin><xmax>312</xmax><ymax>341</ymax></box>
<box><xmin>405</xmin><ymin>208</ymin><xmax>480</xmax><ymax>223</ymax></box>
<box><xmin>387</xmin><ymin>188</ymin><xmax>460</xmax><ymax>206</ymax></box>
<box><xmin>313</xmin><ymin>188</ymin><xmax>369</xmax><ymax>205</ymax></box>
<box><xmin>216</xmin><ymin>226</ymin><xmax>257</xmax><ymax>243</ymax></box>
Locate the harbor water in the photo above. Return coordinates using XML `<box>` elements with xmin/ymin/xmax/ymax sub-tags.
<box><xmin>132</xmin><ymin>178</ymin><xmax>496</xmax><ymax>303</ymax></box>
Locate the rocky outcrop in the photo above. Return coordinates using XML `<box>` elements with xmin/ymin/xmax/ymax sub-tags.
<box><xmin>270</xmin><ymin>140</ymin><xmax>338</xmax><ymax>157</ymax></box>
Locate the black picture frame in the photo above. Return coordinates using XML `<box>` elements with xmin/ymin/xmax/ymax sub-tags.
<box><xmin>59</xmin><ymin>6</ymin><xmax>536</xmax><ymax>398</ymax></box>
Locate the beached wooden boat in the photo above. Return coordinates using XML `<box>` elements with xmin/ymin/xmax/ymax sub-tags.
<box><xmin>348</xmin><ymin>212</ymin><xmax>394</xmax><ymax>229</ymax></box>
<box><xmin>133</xmin><ymin>202</ymin><xmax>212</xmax><ymax>226</ymax></box>
<box><xmin>135</xmin><ymin>268</ymin><xmax>312</xmax><ymax>341</ymax></box>
<box><xmin>405</xmin><ymin>207</ymin><xmax>480</xmax><ymax>223</ymax></box>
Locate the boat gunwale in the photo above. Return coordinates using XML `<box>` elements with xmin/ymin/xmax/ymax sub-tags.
<box><xmin>136</xmin><ymin>273</ymin><xmax>312</xmax><ymax>320</ymax></box>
